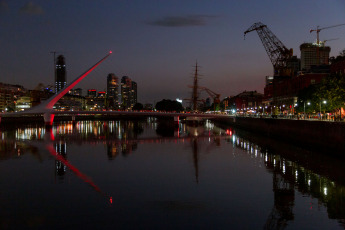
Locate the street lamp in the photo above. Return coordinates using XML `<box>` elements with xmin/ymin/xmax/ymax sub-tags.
<box><xmin>304</xmin><ymin>101</ymin><xmax>310</xmax><ymax>119</ymax></box>
<box><xmin>320</xmin><ymin>100</ymin><xmax>327</xmax><ymax>120</ymax></box>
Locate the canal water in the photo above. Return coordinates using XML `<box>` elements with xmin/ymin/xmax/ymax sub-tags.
<box><xmin>0</xmin><ymin>118</ymin><xmax>344</xmax><ymax>229</ymax></box>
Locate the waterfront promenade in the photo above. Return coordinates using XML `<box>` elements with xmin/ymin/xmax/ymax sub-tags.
<box><xmin>213</xmin><ymin>115</ymin><xmax>345</xmax><ymax>154</ymax></box>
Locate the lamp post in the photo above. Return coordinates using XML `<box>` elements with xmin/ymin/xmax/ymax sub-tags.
<box><xmin>304</xmin><ymin>101</ymin><xmax>310</xmax><ymax>119</ymax></box>
<box><xmin>320</xmin><ymin>100</ymin><xmax>327</xmax><ymax>120</ymax></box>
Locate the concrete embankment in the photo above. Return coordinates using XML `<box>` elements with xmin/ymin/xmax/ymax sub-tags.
<box><xmin>213</xmin><ymin>116</ymin><xmax>345</xmax><ymax>154</ymax></box>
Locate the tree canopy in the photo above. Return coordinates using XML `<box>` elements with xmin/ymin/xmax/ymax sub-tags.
<box><xmin>297</xmin><ymin>73</ymin><xmax>345</xmax><ymax>113</ymax></box>
<box><xmin>132</xmin><ymin>103</ymin><xmax>144</xmax><ymax>111</ymax></box>
<box><xmin>155</xmin><ymin>99</ymin><xmax>184</xmax><ymax>112</ymax></box>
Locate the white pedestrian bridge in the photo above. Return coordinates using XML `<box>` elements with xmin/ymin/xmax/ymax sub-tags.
<box><xmin>0</xmin><ymin>51</ymin><xmax>231</xmax><ymax>125</ymax></box>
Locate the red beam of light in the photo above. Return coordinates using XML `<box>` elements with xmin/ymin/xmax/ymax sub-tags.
<box><xmin>46</xmin><ymin>145</ymin><xmax>112</xmax><ymax>204</ymax></box>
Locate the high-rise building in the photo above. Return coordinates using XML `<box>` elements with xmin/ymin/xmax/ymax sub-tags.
<box><xmin>300</xmin><ymin>43</ymin><xmax>331</xmax><ymax>71</ymax></box>
<box><xmin>55</xmin><ymin>55</ymin><xmax>67</xmax><ymax>93</ymax></box>
<box><xmin>107</xmin><ymin>73</ymin><xmax>119</xmax><ymax>109</ymax></box>
<box><xmin>120</xmin><ymin>76</ymin><xmax>138</xmax><ymax>109</ymax></box>
<box><xmin>121</xmin><ymin>76</ymin><xmax>132</xmax><ymax>109</ymax></box>
<box><xmin>131</xmin><ymin>81</ymin><xmax>137</xmax><ymax>106</ymax></box>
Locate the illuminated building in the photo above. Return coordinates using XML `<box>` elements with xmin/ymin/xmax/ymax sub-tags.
<box><xmin>87</xmin><ymin>89</ymin><xmax>97</xmax><ymax>98</ymax></box>
<box><xmin>121</xmin><ymin>76</ymin><xmax>132</xmax><ymax>109</ymax></box>
<box><xmin>15</xmin><ymin>96</ymin><xmax>31</xmax><ymax>111</ymax></box>
<box><xmin>0</xmin><ymin>83</ymin><xmax>26</xmax><ymax>112</ymax></box>
<box><xmin>70</xmin><ymin>88</ymin><xmax>82</xmax><ymax>96</ymax></box>
<box><xmin>55</xmin><ymin>55</ymin><xmax>67</xmax><ymax>93</ymax></box>
<box><xmin>98</xmin><ymin>91</ymin><xmax>106</xmax><ymax>98</ymax></box>
<box><xmin>106</xmin><ymin>73</ymin><xmax>119</xmax><ymax>109</ymax></box>
<box><xmin>229</xmin><ymin>90</ymin><xmax>263</xmax><ymax>112</ymax></box>
<box><xmin>131</xmin><ymin>81</ymin><xmax>137</xmax><ymax>107</ymax></box>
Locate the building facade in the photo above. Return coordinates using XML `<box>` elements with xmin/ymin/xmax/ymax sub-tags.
<box><xmin>131</xmin><ymin>81</ymin><xmax>137</xmax><ymax>107</ymax></box>
<box><xmin>330</xmin><ymin>57</ymin><xmax>345</xmax><ymax>75</ymax></box>
<box><xmin>106</xmin><ymin>73</ymin><xmax>119</xmax><ymax>109</ymax></box>
<box><xmin>227</xmin><ymin>91</ymin><xmax>263</xmax><ymax>113</ymax></box>
<box><xmin>55</xmin><ymin>55</ymin><xmax>67</xmax><ymax>93</ymax></box>
<box><xmin>70</xmin><ymin>88</ymin><xmax>82</xmax><ymax>96</ymax></box>
<box><xmin>0</xmin><ymin>83</ymin><xmax>26</xmax><ymax>112</ymax></box>
<box><xmin>300</xmin><ymin>43</ymin><xmax>331</xmax><ymax>71</ymax></box>
<box><xmin>87</xmin><ymin>89</ymin><xmax>97</xmax><ymax>98</ymax></box>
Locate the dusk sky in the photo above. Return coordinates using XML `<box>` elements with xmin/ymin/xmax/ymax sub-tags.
<box><xmin>1</xmin><ymin>0</ymin><xmax>345</xmax><ymax>104</ymax></box>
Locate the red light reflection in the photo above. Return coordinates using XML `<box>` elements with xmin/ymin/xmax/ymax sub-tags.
<box><xmin>46</xmin><ymin>145</ymin><xmax>112</xmax><ymax>204</ymax></box>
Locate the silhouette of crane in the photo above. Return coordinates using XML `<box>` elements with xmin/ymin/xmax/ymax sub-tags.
<box><xmin>244</xmin><ymin>22</ymin><xmax>294</xmax><ymax>76</ymax></box>
<box><xmin>199</xmin><ymin>86</ymin><xmax>221</xmax><ymax>111</ymax></box>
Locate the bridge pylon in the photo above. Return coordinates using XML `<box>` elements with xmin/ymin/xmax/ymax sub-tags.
<box><xmin>1</xmin><ymin>51</ymin><xmax>112</xmax><ymax>127</ymax></box>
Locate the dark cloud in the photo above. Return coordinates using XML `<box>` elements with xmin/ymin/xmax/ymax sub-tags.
<box><xmin>147</xmin><ymin>15</ymin><xmax>215</xmax><ymax>27</ymax></box>
<box><xmin>0</xmin><ymin>0</ymin><xmax>9</xmax><ymax>12</ymax></box>
<box><xmin>19</xmin><ymin>1</ymin><xmax>44</xmax><ymax>15</ymax></box>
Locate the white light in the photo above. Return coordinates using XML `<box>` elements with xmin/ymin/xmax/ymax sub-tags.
<box><xmin>176</xmin><ymin>98</ymin><xmax>183</xmax><ymax>103</ymax></box>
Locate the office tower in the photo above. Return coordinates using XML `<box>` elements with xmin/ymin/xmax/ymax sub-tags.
<box><xmin>55</xmin><ymin>55</ymin><xmax>67</xmax><ymax>93</ymax></box>
<box><xmin>121</xmin><ymin>76</ymin><xmax>132</xmax><ymax>109</ymax></box>
<box><xmin>107</xmin><ymin>73</ymin><xmax>119</xmax><ymax>108</ymax></box>
<box><xmin>131</xmin><ymin>81</ymin><xmax>137</xmax><ymax>106</ymax></box>
<box><xmin>300</xmin><ymin>43</ymin><xmax>331</xmax><ymax>71</ymax></box>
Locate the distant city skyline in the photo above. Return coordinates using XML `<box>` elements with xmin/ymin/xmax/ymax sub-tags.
<box><xmin>1</xmin><ymin>0</ymin><xmax>345</xmax><ymax>104</ymax></box>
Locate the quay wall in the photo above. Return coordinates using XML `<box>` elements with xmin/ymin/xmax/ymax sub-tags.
<box><xmin>213</xmin><ymin>117</ymin><xmax>345</xmax><ymax>153</ymax></box>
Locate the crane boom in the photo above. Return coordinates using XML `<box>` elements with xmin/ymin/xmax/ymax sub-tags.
<box><xmin>310</xmin><ymin>23</ymin><xmax>345</xmax><ymax>45</ymax></box>
<box><xmin>199</xmin><ymin>86</ymin><xmax>220</xmax><ymax>104</ymax></box>
<box><xmin>244</xmin><ymin>22</ymin><xmax>293</xmax><ymax>76</ymax></box>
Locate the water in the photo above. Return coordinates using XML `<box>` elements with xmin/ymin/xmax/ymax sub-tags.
<box><xmin>0</xmin><ymin>118</ymin><xmax>344</xmax><ymax>229</ymax></box>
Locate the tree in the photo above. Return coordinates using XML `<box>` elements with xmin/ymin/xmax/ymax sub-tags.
<box><xmin>339</xmin><ymin>49</ymin><xmax>345</xmax><ymax>57</ymax></box>
<box><xmin>296</xmin><ymin>84</ymin><xmax>318</xmax><ymax>113</ymax></box>
<box><xmin>132</xmin><ymin>103</ymin><xmax>144</xmax><ymax>111</ymax></box>
<box><xmin>297</xmin><ymin>73</ymin><xmax>345</xmax><ymax>114</ymax></box>
<box><xmin>155</xmin><ymin>99</ymin><xmax>184</xmax><ymax>112</ymax></box>
<box><xmin>316</xmin><ymin>74</ymin><xmax>345</xmax><ymax>112</ymax></box>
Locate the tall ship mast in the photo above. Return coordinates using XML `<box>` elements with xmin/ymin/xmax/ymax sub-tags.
<box><xmin>192</xmin><ymin>62</ymin><xmax>199</xmax><ymax>111</ymax></box>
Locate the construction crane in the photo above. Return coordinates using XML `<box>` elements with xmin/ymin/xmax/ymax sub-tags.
<box><xmin>319</xmin><ymin>38</ymin><xmax>339</xmax><ymax>47</ymax></box>
<box><xmin>244</xmin><ymin>22</ymin><xmax>294</xmax><ymax>76</ymax></box>
<box><xmin>310</xmin><ymin>23</ymin><xmax>345</xmax><ymax>46</ymax></box>
<box><xmin>199</xmin><ymin>86</ymin><xmax>221</xmax><ymax>111</ymax></box>
<box><xmin>199</xmin><ymin>87</ymin><xmax>220</xmax><ymax>105</ymax></box>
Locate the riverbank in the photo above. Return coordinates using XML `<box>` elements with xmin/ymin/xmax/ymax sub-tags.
<box><xmin>213</xmin><ymin>116</ymin><xmax>345</xmax><ymax>155</ymax></box>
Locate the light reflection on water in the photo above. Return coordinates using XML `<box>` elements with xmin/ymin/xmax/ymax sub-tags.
<box><xmin>0</xmin><ymin>118</ymin><xmax>344</xmax><ymax>229</ymax></box>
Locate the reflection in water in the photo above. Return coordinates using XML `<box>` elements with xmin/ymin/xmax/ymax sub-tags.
<box><xmin>1</xmin><ymin>118</ymin><xmax>345</xmax><ymax>228</ymax></box>
<box><xmin>55</xmin><ymin>142</ymin><xmax>67</xmax><ymax>179</ymax></box>
<box><xmin>46</xmin><ymin>144</ymin><xmax>112</xmax><ymax>204</ymax></box>
<box><xmin>227</xmin><ymin>134</ymin><xmax>345</xmax><ymax>228</ymax></box>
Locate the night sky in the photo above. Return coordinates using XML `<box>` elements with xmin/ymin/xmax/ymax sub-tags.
<box><xmin>1</xmin><ymin>0</ymin><xmax>345</xmax><ymax>104</ymax></box>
